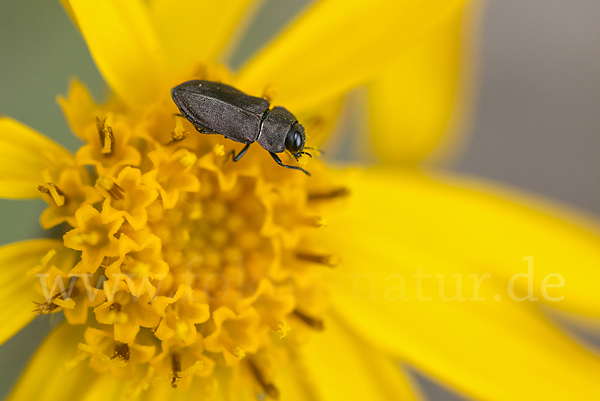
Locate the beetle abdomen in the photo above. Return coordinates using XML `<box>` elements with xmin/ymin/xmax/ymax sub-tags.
<box><xmin>171</xmin><ymin>80</ymin><xmax>270</xmax><ymax>144</ymax></box>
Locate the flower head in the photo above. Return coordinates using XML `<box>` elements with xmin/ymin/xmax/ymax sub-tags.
<box><xmin>9</xmin><ymin>58</ymin><xmax>352</xmax><ymax>396</ymax></box>
<box><xmin>2</xmin><ymin>1</ymin><xmax>600</xmax><ymax>401</ymax></box>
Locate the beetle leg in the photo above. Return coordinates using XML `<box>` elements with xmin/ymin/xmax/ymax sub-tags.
<box><xmin>269</xmin><ymin>152</ymin><xmax>311</xmax><ymax>176</ymax></box>
<box><xmin>227</xmin><ymin>143</ymin><xmax>251</xmax><ymax>162</ymax></box>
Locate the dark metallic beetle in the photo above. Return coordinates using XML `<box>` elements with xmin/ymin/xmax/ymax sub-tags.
<box><xmin>171</xmin><ymin>80</ymin><xmax>311</xmax><ymax>175</ymax></box>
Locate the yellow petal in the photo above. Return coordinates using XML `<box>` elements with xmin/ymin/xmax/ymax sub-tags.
<box><xmin>286</xmin><ymin>314</ymin><xmax>424</xmax><ymax>401</ymax></box>
<box><xmin>5</xmin><ymin>323</ymin><xmax>123</xmax><ymax>401</ymax></box>
<box><xmin>0</xmin><ymin>118</ymin><xmax>73</xmax><ymax>198</ymax></box>
<box><xmin>330</xmin><ymin>269</ymin><xmax>600</xmax><ymax>400</ymax></box>
<box><xmin>546</xmin><ymin>308</ymin><xmax>600</xmax><ymax>354</ymax></box>
<box><xmin>150</xmin><ymin>0</ymin><xmax>263</xmax><ymax>72</ymax></box>
<box><xmin>58</xmin><ymin>0</ymin><xmax>78</xmax><ymax>30</ymax></box>
<box><xmin>339</xmin><ymin>169</ymin><xmax>600</xmax><ymax>316</ymax></box>
<box><xmin>368</xmin><ymin>0</ymin><xmax>479</xmax><ymax>164</ymax></box>
<box><xmin>57</xmin><ymin>79</ymin><xmax>100</xmax><ymax>141</ymax></box>
<box><xmin>0</xmin><ymin>239</ymin><xmax>66</xmax><ymax>346</ymax></box>
<box><xmin>318</xmin><ymin>168</ymin><xmax>600</xmax><ymax>400</ymax></box>
<box><xmin>66</xmin><ymin>0</ymin><xmax>167</xmax><ymax>108</ymax></box>
<box><xmin>336</xmin><ymin>278</ymin><xmax>600</xmax><ymax>400</ymax></box>
<box><xmin>237</xmin><ymin>0</ymin><xmax>467</xmax><ymax>113</ymax></box>
<box><xmin>77</xmin><ymin>371</ymin><xmax>130</xmax><ymax>401</ymax></box>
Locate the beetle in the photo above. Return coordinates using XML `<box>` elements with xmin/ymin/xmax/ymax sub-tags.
<box><xmin>171</xmin><ymin>80</ymin><xmax>311</xmax><ymax>175</ymax></box>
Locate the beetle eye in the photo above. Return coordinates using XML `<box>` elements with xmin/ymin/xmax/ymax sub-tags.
<box><xmin>285</xmin><ymin>123</ymin><xmax>304</xmax><ymax>154</ymax></box>
<box><xmin>293</xmin><ymin>131</ymin><xmax>301</xmax><ymax>147</ymax></box>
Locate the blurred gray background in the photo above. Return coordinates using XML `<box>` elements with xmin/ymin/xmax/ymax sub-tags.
<box><xmin>0</xmin><ymin>0</ymin><xmax>598</xmax><ymax>400</ymax></box>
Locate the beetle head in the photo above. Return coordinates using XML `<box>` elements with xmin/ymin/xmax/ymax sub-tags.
<box><xmin>285</xmin><ymin>122</ymin><xmax>305</xmax><ymax>156</ymax></box>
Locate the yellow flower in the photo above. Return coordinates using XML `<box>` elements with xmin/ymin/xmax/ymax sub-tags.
<box><xmin>1</xmin><ymin>1</ymin><xmax>600</xmax><ymax>401</ymax></box>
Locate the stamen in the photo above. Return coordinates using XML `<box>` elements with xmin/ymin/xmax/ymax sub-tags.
<box><xmin>101</xmin><ymin>256</ymin><xmax>118</xmax><ymax>267</ymax></box>
<box><xmin>109</xmin><ymin>302</ymin><xmax>122</xmax><ymax>312</ymax></box>
<box><xmin>108</xmin><ymin>183</ymin><xmax>124</xmax><ymax>201</ymax></box>
<box><xmin>98</xmin><ymin>176</ymin><xmax>124</xmax><ymax>200</ymax></box>
<box><xmin>248</xmin><ymin>360</ymin><xmax>280</xmax><ymax>401</ymax></box>
<box><xmin>171</xmin><ymin>353</ymin><xmax>181</xmax><ymax>389</ymax></box>
<box><xmin>193</xmin><ymin>64</ymin><xmax>208</xmax><ymax>80</ymax></box>
<box><xmin>179</xmin><ymin>151</ymin><xmax>197</xmax><ymax>167</ymax></box>
<box><xmin>293</xmin><ymin>310</ymin><xmax>325</xmax><ymax>331</ymax></box>
<box><xmin>300</xmin><ymin>216</ymin><xmax>328</xmax><ymax>229</ymax></box>
<box><xmin>69</xmin><ymin>231</ymin><xmax>101</xmax><ymax>246</ymax></box>
<box><xmin>307</xmin><ymin>187</ymin><xmax>350</xmax><ymax>201</ymax></box>
<box><xmin>168</xmin><ymin>131</ymin><xmax>189</xmax><ymax>145</ymax></box>
<box><xmin>295</xmin><ymin>252</ymin><xmax>339</xmax><ymax>267</ymax></box>
<box><xmin>271</xmin><ymin>320</ymin><xmax>291</xmax><ymax>339</ymax></box>
<box><xmin>168</xmin><ymin>117</ymin><xmax>189</xmax><ymax>145</ymax></box>
<box><xmin>213</xmin><ymin>143</ymin><xmax>225</xmax><ymax>156</ymax></box>
<box><xmin>111</xmin><ymin>342</ymin><xmax>130</xmax><ymax>362</ymax></box>
<box><xmin>227</xmin><ymin>345</ymin><xmax>246</xmax><ymax>360</ymax></box>
<box><xmin>96</xmin><ymin>116</ymin><xmax>115</xmax><ymax>155</ymax></box>
<box><xmin>37</xmin><ymin>183</ymin><xmax>66</xmax><ymax>206</ymax></box>
<box><xmin>261</xmin><ymin>83</ymin><xmax>277</xmax><ymax>103</ymax></box>
<box><xmin>32</xmin><ymin>292</ymin><xmax>63</xmax><ymax>314</ymax></box>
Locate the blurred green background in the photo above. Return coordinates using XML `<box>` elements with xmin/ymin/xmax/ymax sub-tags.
<box><xmin>0</xmin><ymin>0</ymin><xmax>599</xmax><ymax>400</ymax></box>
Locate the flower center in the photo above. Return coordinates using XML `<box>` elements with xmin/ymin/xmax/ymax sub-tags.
<box><xmin>34</xmin><ymin>72</ymin><xmax>348</xmax><ymax>397</ymax></box>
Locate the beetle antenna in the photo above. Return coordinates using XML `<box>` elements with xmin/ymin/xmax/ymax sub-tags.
<box><xmin>304</xmin><ymin>147</ymin><xmax>325</xmax><ymax>155</ymax></box>
<box><xmin>291</xmin><ymin>151</ymin><xmax>312</xmax><ymax>161</ymax></box>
